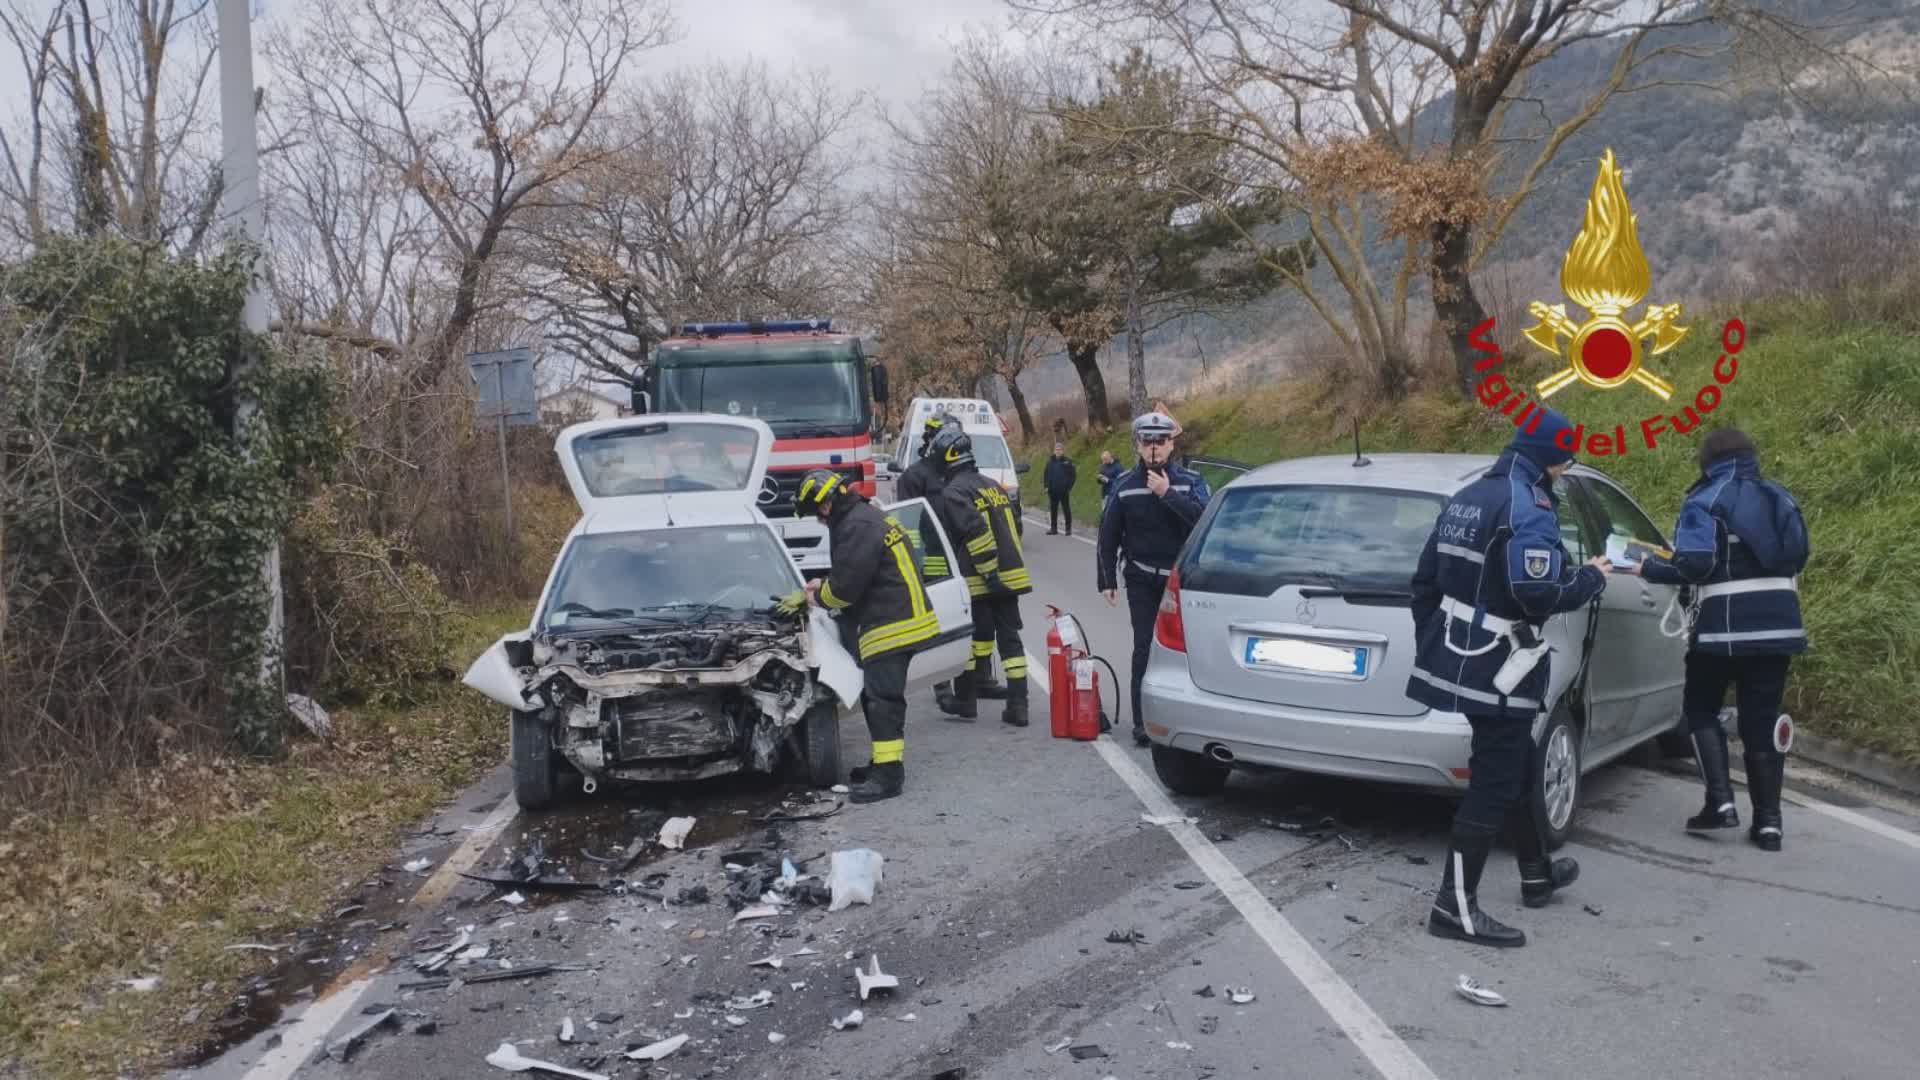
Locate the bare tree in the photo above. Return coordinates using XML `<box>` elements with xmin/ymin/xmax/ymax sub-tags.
<box><xmin>269</xmin><ymin>0</ymin><xmax>673</xmax><ymax>389</ymax></box>
<box><xmin>519</xmin><ymin>63</ymin><xmax>857</xmax><ymax>385</ymax></box>
<box><xmin>1016</xmin><ymin>0</ymin><xmax>1876</xmax><ymax>398</ymax></box>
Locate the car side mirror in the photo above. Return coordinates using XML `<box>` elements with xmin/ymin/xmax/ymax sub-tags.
<box><xmin>629</xmin><ymin>386</ymin><xmax>651</xmax><ymax>415</ymax></box>
<box><xmin>1014</xmin><ymin>462</ymin><xmax>1031</xmax><ymax>475</ymax></box>
<box><xmin>870</xmin><ymin>363</ymin><xmax>889</xmax><ymax>403</ymax></box>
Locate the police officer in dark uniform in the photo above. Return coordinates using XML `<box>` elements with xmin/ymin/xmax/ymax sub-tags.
<box><xmin>926</xmin><ymin>425</ymin><xmax>1034</xmax><ymax>726</ymax></box>
<box><xmin>794</xmin><ymin>469</ymin><xmax>938</xmax><ymax>803</ymax></box>
<box><xmin>1628</xmin><ymin>428</ymin><xmax>1808</xmax><ymax>851</ymax></box>
<box><xmin>1097</xmin><ymin>412</ymin><xmax>1210</xmax><ymax>747</ymax></box>
<box><xmin>1407</xmin><ymin>407</ymin><xmax>1611</xmax><ymax>948</ymax></box>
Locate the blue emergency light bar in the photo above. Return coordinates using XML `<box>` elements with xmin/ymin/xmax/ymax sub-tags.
<box><xmin>681</xmin><ymin>318</ymin><xmax>833</xmax><ymax>337</ymax></box>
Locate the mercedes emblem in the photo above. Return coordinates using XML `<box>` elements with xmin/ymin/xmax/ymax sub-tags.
<box><xmin>1295</xmin><ymin>598</ymin><xmax>1317</xmax><ymax>623</ymax></box>
<box><xmin>758</xmin><ymin>475</ymin><xmax>782</xmax><ymax>506</ymax></box>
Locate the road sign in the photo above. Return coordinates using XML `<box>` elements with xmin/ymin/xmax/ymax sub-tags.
<box><xmin>467</xmin><ymin>347</ymin><xmax>537</xmax><ymax>426</ymax></box>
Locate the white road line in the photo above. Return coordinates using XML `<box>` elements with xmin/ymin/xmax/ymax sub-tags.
<box><xmin>236</xmin><ymin>795</ymin><xmax>518</xmax><ymax>1080</ymax></box>
<box><xmin>1731</xmin><ymin>767</ymin><xmax>1920</xmax><ymax>852</ymax></box>
<box><xmin>1023</xmin><ymin>512</ymin><xmax>1098</xmax><ymax>547</ymax></box>
<box><xmin>1026</xmin><ymin>656</ymin><xmax>1439</xmax><ymax>1080</ymax></box>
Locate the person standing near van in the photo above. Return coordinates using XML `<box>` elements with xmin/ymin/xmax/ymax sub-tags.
<box><xmin>1098</xmin><ymin>412</ymin><xmax>1209</xmax><ymax>747</ymax></box>
<box><xmin>928</xmin><ymin>426</ymin><xmax>1034</xmax><ymax>727</ymax></box>
<box><xmin>1043</xmin><ymin>443</ymin><xmax>1078</xmax><ymax>535</ymax></box>
<box><xmin>1627</xmin><ymin>428</ymin><xmax>1808</xmax><ymax>852</ymax></box>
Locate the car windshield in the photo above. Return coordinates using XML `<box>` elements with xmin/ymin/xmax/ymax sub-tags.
<box><xmin>655</xmin><ymin>347</ymin><xmax>862</xmax><ymax>430</ymax></box>
<box><xmin>571</xmin><ymin>422</ymin><xmax>758</xmax><ymax>497</ymax></box>
<box><xmin>971</xmin><ymin>433</ymin><xmax>1013</xmax><ymax>470</ymax></box>
<box><xmin>541</xmin><ymin>525</ymin><xmax>796</xmax><ymax>630</ymax></box>
<box><xmin>1182</xmin><ymin>484</ymin><xmax>1444</xmax><ymax>597</ymax></box>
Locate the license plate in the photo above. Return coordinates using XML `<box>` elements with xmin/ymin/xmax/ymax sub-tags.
<box><xmin>1244</xmin><ymin>636</ymin><xmax>1368</xmax><ymax>677</ymax></box>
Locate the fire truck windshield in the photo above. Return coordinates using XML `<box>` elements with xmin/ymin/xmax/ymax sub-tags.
<box><xmin>654</xmin><ymin>346</ymin><xmax>865</xmax><ymax>434</ymax></box>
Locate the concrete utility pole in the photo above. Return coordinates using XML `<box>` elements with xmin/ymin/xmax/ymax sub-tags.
<box><xmin>216</xmin><ymin>0</ymin><xmax>284</xmax><ymax>695</ymax></box>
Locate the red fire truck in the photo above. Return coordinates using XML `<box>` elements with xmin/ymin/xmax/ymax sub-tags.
<box><xmin>630</xmin><ymin>319</ymin><xmax>888</xmax><ymax>573</ymax></box>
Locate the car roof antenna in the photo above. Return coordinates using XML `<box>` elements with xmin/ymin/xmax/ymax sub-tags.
<box><xmin>1352</xmin><ymin>418</ymin><xmax>1372</xmax><ymax>468</ymax></box>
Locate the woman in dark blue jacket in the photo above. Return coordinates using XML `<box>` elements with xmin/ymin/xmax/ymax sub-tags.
<box><xmin>1631</xmin><ymin>428</ymin><xmax>1809</xmax><ymax>852</ymax></box>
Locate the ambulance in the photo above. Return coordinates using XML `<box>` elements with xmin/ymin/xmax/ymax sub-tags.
<box><xmin>887</xmin><ymin>397</ymin><xmax>1029</xmax><ymax>508</ymax></box>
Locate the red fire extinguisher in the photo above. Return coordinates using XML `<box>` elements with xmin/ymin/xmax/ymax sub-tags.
<box><xmin>1045</xmin><ymin>606</ymin><xmax>1108</xmax><ymax>741</ymax></box>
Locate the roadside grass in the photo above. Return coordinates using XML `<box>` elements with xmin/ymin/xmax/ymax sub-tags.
<box><xmin>1032</xmin><ymin>301</ymin><xmax>1920</xmax><ymax>763</ymax></box>
<box><xmin>0</xmin><ymin>604</ymin><xmax>524</xmax><ymax>1080</ymax></box>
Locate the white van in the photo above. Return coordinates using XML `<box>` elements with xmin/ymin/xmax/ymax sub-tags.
<box><xmin>887</xmin><ymin>397</ymin><xmax>1029</xmax><ymax>507</ymax></box>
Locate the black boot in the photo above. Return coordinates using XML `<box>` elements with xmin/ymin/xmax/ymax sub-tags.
<box><xmin>1001</xmin><ymin>679</ymin><xmax>1029</xmax><ymax>727</ymax></box>
<box><xmin>1686</xmin><ymin>727</ymin><xmax>1740</xmax><ymax>831</ymax></box>
<box><xmin>849</xmin><ymin>761</ymin><xmax>904</xmax><ymax>803</ymax></box>
<box><xmin>848</xmin><ymin>761</ymin><xmax>871</xmax><ymax>783</ymax></box>
<box><xmin>935</xmin><ymin>670</ymin><xmax>978</xmax><ymax>720</ymax></box>
<box><xmin>1507</xmin><ymin>803</ymin><xmax>1578</xmax><ymax>908</ymax></box>
<box><xmin>1428</xmin><ymin>831</ymin><xmax>1527</xmax><ymax>948</ymax></box>
<box><xmin>975</xmin><ymin>666</ymin><xmax>1009</xmax><ymax>699</ymax></box>
<box><xmin>1745</xmin><ymin>750</ymin><xmax>1785</xmax><ymax>852</ymax></box>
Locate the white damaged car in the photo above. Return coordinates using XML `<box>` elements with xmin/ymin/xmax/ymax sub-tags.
<box><xmin>464</xmin><ymin>414</ymin><xmax>976</xmax><ymax>809</ymax></box>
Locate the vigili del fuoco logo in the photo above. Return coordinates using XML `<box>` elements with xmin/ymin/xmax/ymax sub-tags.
<box><xmin>1467</xmin><ymin>148</ymin><xmax>1747</xmax><ymax>456</ymax></box>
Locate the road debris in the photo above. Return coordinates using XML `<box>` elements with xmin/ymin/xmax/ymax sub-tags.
<box><xmin>757</xmin><ymin>803</ymin><xmax>844</xmax><ymax>824</ymax></box>
<box><xmin>404</xmin><ymin>858</ymin><xmax>433</xmax><ymax>874</ymax></box>
<box><xmin>460</xmin><ymin>873</ymin><xmax>603</xmax><ymax>896</ymax></box>
<box><xmin>1194</xmin><ymin>985</ymin><xmax>1215</xmax><ymax>998</ymax></box>
<box><xmin>592</xmin><ymin>1011</ymin><xmax>622</xmax><ymax>1024</ymax></box>
<box><xmin>832</xmin><ymin>1009</ymin><xmax>866</xmax><ymax>1031</ymax></box>
<box><xmin>658</xmin><ymin>817</ymin><xmax>697</xmax><ymax>850</ymax></box>
<box><xmin>790</xmin><ymin>946</ymin><xmax>821</xmax><ymax>957</ymax></box>
<box><xmin>1045</xmin><ymin>1038</ymin><xmax>1073</xmax><ymax>1054</ymax></box>
<box><xmin>1140</xmin><ymin>813</ymin><xmax>1196</xmax><ymax>827</ymax></box>
<box><xmin>1404</xmin><ymin>854</ymin><xmax>1430</xmax><ymax>866</ymax></box>
<box><xmin>1068</xmin><ymin>1044</ymin><xmax>1108</xmax><ymax>1060</ymax></box>
<box><xmin>224</xmin><ymin>943</ymin><xmax>282</xmax><ymax>953</ymax></box>
<box><xmin>733</xmin><ymin>904</ymin><xmax>783</xmax><ymax>923</ymax></box>
<box><xmin>674</xmin><ymin>884</ymin><xmax>711</xmax><ymax>906</ymax></box>
<box><xmin>625</xmin><ymin>1033</ymin><xmax>690</xmax><ymax>1061</ymax></box>
<box><xmin>856</xmin><ymin>954</ymin><xmax>899</xmax><ymax>1000</ymax></box>
<box><xmin>931</xmin><ymin>1070</ymin><xmax>969</xmax><ymax>1080</ymax></box>
<box><xmin>499</xmin><ymin>891</ymin><xmax>527</xmax><ymax>906</ymax></box>
<box><xmin>1104</xmin><ymin>928</ymin><xmax>1148</xmax><ymax>946</ymax></box>
<box><xmin>1455</xmin><ymin>974</ymin><xmax>1507</xmax><ymax>1007</ymax></box>
<box><xmin>749</xmin><ymin>955</ymin><xmax>784</xmax><ymax>969</ymax></box>
<box><xmin>1226</xmin><ymin>987</ymin><xmax>1256</xmax><ymax>1005</ymax></box>
<box><xmin>288</xmin><ymin>692</ymin><xmax>333</xmax><ymax>738</ymax></box>
<box><xmin>461</xmin><ymin>964</ymin><xmax>563</xmax><ymax>985</ymax></box>
<box><xmin>486</xmin><ymin>1041</ymin><xmax>609</xmax><ymax>1079</ymax></box>
<box><xmin>727</xmin><ymin>990</ymin><xmax>775</xmax><ymax>1011</ymax></box>
<box><xmin>725</xmin><ymin>1015</ymin><xmax>748</xmax><ymax>1027</ymax></box>
<box><xmin>831</xmin><ymin>784</ymin><xmax>851</xmax><ymax>794</ymax></box>
<box><xmin>559</xmin><ymin>1017</ymin><xmax>575</xmax><ymax>1043</ymax></box>
<box><xmin>768</xmin><ymin>1032</ymin><xmax>787</xmax><ymax>1044</ymax></box>
<box><xmin>827</xmin><ymin>848</ymin><xmax>885</xmax><ymax>912</ymax></box>
<box><xmin>1583</xmin><ymin>904</ymin><xmax>1604</xmax><ymax>917</ymax></box>
<box><xmin>897</xmin><ymin>1013</ymin><xmax>919</xmax><ymax>1022</ymax></box>
<box><xmin>1167</xmin><ymin>1041</ymin><xmax>1194</xmax><ymax>1051</ymax></box>
<box><xmin>326</xmin><ymin>1009</ymin><xmax>396</xmax><ymax>1062</ymax></box>
<box><xmin>122</xmin><ymin>976</ymin><xmax>160</xmax><ymax>993</ymax></box>
<box><xmin>1198</xmin><ymin>1016</ymin><xmax>1219</xmax><ymax>1035</ymax></box>
<box><xmin>1173</xmin><ymin>880</ymin><xmax>1205</xmax><ymax>890</ymax></box>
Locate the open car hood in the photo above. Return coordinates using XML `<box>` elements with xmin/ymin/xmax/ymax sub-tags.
<box><xmin>555</xmin><ymin>413</ymin><xmax>774</xmax><ymax>520</ymax></box>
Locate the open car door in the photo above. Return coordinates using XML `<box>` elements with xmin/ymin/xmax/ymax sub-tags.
<box><xmin>883</xmin><ymin>497</ymin><xmax>974</xmax><ymax>682</ymax></box>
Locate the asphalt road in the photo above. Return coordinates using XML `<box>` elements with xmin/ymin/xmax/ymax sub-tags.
<box><xmin>183</xmin><ymin>501</ymin><xmax>1920</xmax><ymax>1080</ymax></box>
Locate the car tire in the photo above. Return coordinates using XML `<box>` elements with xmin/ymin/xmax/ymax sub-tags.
<box><xmin>511</xmin><ymin>709</ymin><xmax>562</xmax><ymax>812</ymax></box>
<box><xmin>1531</xmin><ymin>704</ymin><xmax>1581</xmax><ymax>851</ymax></box>
<box><xmin>1151</xmin><ymin>744</ymin><xmax>1231</xmax><ymax>797</ymax></box>
<box><xmin>794</xmin><ymin>700</ymin><xmax>843</xmax><ymax>789</ymax></box>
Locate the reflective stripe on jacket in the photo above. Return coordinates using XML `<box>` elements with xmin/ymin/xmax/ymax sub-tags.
<box><xmin>817</xmin><ymin>495</ymin><xmax>937</xmax><ymax>660</ymax></box>
<box><xmin>935</xmin><ymin>468</ymin><xmax>1032</xmax><ymax>598</ymax></box>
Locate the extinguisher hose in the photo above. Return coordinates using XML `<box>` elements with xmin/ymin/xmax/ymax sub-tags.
<box><xmin>1091</xmin><ymin>654</ymin><xmax>1124</xmax><ymax>735</ymax></box>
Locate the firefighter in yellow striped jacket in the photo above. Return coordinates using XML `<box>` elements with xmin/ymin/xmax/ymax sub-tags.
<box><xmin>927</xmin><ymin>425</ymin><xmax>1035</xmax><ymax>728</ymax></box>
<box><xmin>796</xmin><ymin>469</ymin><xmax>935</xmax><ymax>803</ymax></box>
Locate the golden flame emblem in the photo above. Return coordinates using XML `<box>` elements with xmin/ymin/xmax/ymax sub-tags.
<box><xmin>1523</xmin><ymin>149</ymin><xmax>1687</xmax><ymax>399</ymax></box>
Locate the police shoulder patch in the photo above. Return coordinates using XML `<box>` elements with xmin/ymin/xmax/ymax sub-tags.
<box><xmin>1522</xmin><ymin>548</ymin><xmax>1552</xmax><ymax>579</ymax></box>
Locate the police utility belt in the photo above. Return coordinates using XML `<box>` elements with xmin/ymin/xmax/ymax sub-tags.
<box><xmin>1438</xmin><ymin>596</ymin><xmax>1551</xmax><ymax>697</ymax></box>
<box><xmin>1662</xmin><ymin>576</ymin><xmax>1798</xmax><ymax>639</ymax></box>
<box><xmin>1130</xmin><ymin>560</ymin><xmax>1172</xmax><ymax>578</ymax></box>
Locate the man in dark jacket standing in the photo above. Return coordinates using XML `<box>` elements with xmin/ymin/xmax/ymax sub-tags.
<box><xmin>1095</xmin><ymin>450</ymin><xmax>1123</xmax><ymax>504</ymax></box>
<box><xmin>1098</xmin><ymin>412</ymin><xmax>1209</xmax><ymax>747</ymax></box>
<box><xmin>1629</xmin><ymin>428</ymin><xmax>1808</xmax><ymax>851</ymax></box>
<box><xmin>795</xmin><ymin>469</ymin><xmax>937</xmax><ymax>804</ymax></box>
<box><xmin>1043</xmin><ymin>443</ymin><xmax>1078</xmax><ymax>535</ymax></box>
<box><xmin>1407</xmin><ymin>407</ymin><xmax>1611</xmax><ymax>948</ymax></box>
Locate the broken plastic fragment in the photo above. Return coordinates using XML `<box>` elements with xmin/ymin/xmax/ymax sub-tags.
<box><xmin>1167</xmin><ymin>1041</ymin><xmax>1194</xmax><ymax>1051</ymax></box>
<box><xmin>499</xmin><ymin>891</ymin><xmax>526</xmax><ymax>907</ymax></box>
<box><xmin>855</xmin><ymin>954</ymin><xmax>899</xmax><ymax>1001</ymax></box>
<box><xmin>1045</xmin><ymin>1038</ymin><xmax>1073</xmax><ymax>1054</ymax></box>
<box><xmin>403</xmin><ymin>857</ymin><xmax>433</xmax><ymax>874</ymax></box>
<box><xmin>749</xmin><ymin>955</ymin><xmax>784</xmax><ymax>969</ymax></box>
<box><xmin>485</xmin><ymin>1042</ymin><xmax>609</xmax><ymax>1080</ymax></box>
<box><xmin>790</xmin><ymin>981</ymin><xmax>807</xmax><ymax>991</ymax></box>
<box><xmin>1140</xmin><ymin>813</ymin><xmax>1196</xmax><ymax>827</ymax></box>
<box><xmin>559</xmin><ymin>1017</ymin><xmax>575</xmax><ymax>1043</ymax></box>
<box><xmin>625</xmin><ymin>1033</ymin><xmax>690</xmax><ymax>1061</ymax></box>
<box><xmin>224</xmin><ymin>943</ymin><xmax>282</xmax><ymax>953</ymax></box>
<box><xmin>768</xmin><ymin>1032</ymin><xmax>787</xmax><ymax>1044</ymax></box>
<box><xmin>1454</xmin><ymin>974</ymin><xmax>1507</xmax><ymax>1007</ymax></box>
<box><xmin>458</xmin><ymin>945</ymin><xmax>491</xmax><ymax>961</ymax></box>
<box><xmin>122</xmin><ymin>976</ymin><xmax>160</xmax><ymax>993</ymax></box>
<box><xmin>831</xmin><ymin>784</ymin><xmax>851</xmax><ymax>794</ymax></box>
<box><xmin>897</xmin><ymin>1013</ymin><xmax>919</xmax><ymax>1022</ymax></box>
<box><xmin>790</xmin><ymin>945</ymin><xmax>820</xmax><ymax>957</ymax></box>
<box><xmin>727</xmin><ymin>990</ymin><xmax>775</xmax><ymax>1011</ymax></box>
<box><xmin>831</xmin><ymin>1009</ymin><xmax>865</xmax><ymax>1031</ymax></box>
<box><xmin>1068</xmin><ymin>1044</ymin><xmax>1108</xmax><ymax>1060</ymax></box>
<box><xmin>826</xmin><ymin>849</ymin><xmax>884</xmax><ymax>912</ymax></box>
<box><xmin>1226</xmin><ymin>988</ymin><xmax>1256</xmax><ymax>1005</ymax></box>
<box><xmin>674</xmin><ymin>1008</ymin><xmax>695</xmax><ymax>1019</ymax></box>
<box><xmin>734</xmin><ymin>904</ymin><xmax>782</xmax><ymax>923</ymax></box>
<box><xmin>658</xmin><ymin>817</ymin><xmax>697</xmax><ymax>850</ymax></box>
<box><xmin>725</xmin><ymin>1015</ymin><xmax>748</xmax><ymax>1027</ymax></box>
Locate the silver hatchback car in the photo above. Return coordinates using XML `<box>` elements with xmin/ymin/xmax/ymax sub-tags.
<box><xmin>1140</xmin><ymin>453</ymin><xmax>1691</xmax><ymax>847</ymax></box>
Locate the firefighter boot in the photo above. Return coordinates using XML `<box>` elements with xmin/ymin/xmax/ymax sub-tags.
<box><xmin>935</xmin><ymin>670</ymin><xmax>978</xmax><ymax>720</ymax></box>
<box><xmin>1428</xmin><ymin>830</ymin><xmax>1527</xmax><ymax>948</ymax></box>
<box><xmin>1000</xmin><ymin>678</ymin><xmax>1030</xmax><ymax>727</ymax></box>
<box><xmin>1745</xmin><ymin>750</ymin><xmax>1785</xmax><ymax>852</ymax></box>
<box><xmin>1509</xmin><ymin>803</ymin><xmax>1579</xmax><ymax>908</ymax></box>
<box><xmin>849</xmin><ymin>761</ymin><xmax>904</xmax><ymax>804</ymax></box>
<box><xmin>1685</xmin><ymin>726</ymin><xmax>1741</xmax><ymax>831</ymax></box>
<box><xmin>975</xmin><ymin>667</ymin><xmax>1009</xmax><ymax>700</ymax></box>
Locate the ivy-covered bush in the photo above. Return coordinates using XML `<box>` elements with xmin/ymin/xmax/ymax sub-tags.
<box><xmin>0</xmin><ymin>237</ymin><xmax>341</xmax><ymax>776</ymax></box>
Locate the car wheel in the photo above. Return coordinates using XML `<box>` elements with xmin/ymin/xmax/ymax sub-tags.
<box><xmin>1151</xmin><ymin>744</ymin><xmax>1231</xmax><ymax>797</ymax></box>
<box><xmin>793</xmin><ymin>700</ymin><xmax>843</xmax><ymax>788</ymax></box>
<box><xmin>1531</xmin><ymin>705</ymin><xmax>1581</xmax><ymax>851</ymax></box>
<box><xmin>511</xmin><ymin>709</ymin><xmax>562</xmax><ymax>811</ymax></box>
